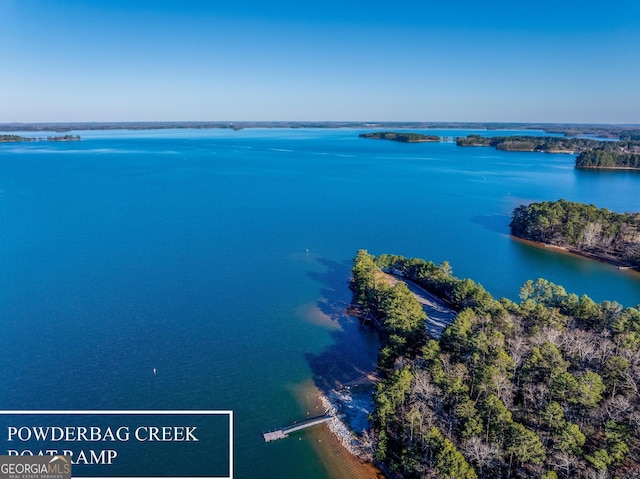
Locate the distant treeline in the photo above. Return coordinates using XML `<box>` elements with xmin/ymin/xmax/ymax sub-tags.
<box><xmin>457</xmin><ymin>135</ymin><xmax>601</xmax><ymax>152</ymax></box>
<box><xmin>352</xmin><ymin>249</ymin><xmax>640</xmax><ymax>479</ymax></box>
<box><xmin>360</xmin><ymin>132</ymin><xmax>441</xmax><ymax>143</ymax></box>
<box><xmin>510</xmin><ymin>199</ymin><xmax>640</xmax><ymax>268</ymax></box>
<box><xmin>547</xmin><ymin>127</ymin><xmax>640</xmax><ymax>139</ymax></box>
<box><xmin>0</xmin><ymin>134</ymin><xmax>80</xmax><ymax>142</ymax></box>
<box><xmin>2</xmin><ymin>122</ymin><xmax>638</xmax><ymax>137</ymax></box>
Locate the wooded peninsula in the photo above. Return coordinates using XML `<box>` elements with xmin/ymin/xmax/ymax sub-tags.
<box><xmin>510</xmin><ymin>199</ymin><xmax>640</xmax><ymax>270</ymax></box>
<box><xmin>352</xmin><ymin>250</ymin><xmax>640</xmax><ymax>479</ymax></box>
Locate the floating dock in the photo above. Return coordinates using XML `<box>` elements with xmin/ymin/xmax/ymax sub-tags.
<box><xmin>263</xmin><ymin>414</ymin><xmax>333</xmax><ymax>442</ymax></box>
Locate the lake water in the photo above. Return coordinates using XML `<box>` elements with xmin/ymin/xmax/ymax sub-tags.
<box><xmin>1</xmin><ymin>128</ymin><xmax>639</xmax><ymax>478</ymax></box>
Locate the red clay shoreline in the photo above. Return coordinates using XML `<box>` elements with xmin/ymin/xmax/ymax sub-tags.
<box><xmin>511</xmin><ymin>234</ymin><xmax>640</xmax><ymax>274</ymax></box>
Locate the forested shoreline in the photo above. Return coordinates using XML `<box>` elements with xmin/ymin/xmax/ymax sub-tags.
<box><xmin>351</xmin><ymin>250</ymin><xmax>640</xmax><ymax>478</ymax></box>
<box><xmin>510</xmin><ymin>200</ymin><xmax>640</xmax><ymax>269</ymax></box>
<box><xmin>575</xmin><ymin>150</ymin><xmax>640</xmax><ymax>169</ymax></box>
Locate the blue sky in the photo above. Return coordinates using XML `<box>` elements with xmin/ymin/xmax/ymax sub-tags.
<box><xmin>1</xmin><ymin>0</ymin><xmax>639</xmax><ymax>123</ymax></box>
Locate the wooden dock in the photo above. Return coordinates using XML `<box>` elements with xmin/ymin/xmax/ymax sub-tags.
<box><xmin>263</xmin><ymin>414</ymin><xmax>333</xmax><ymax>442</ymax></box>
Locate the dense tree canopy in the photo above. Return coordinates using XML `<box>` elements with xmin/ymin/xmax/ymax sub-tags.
<box><xmin>576</xmin><ymin>150</ymin><xmax>640</xmax><ymax>168</ymax></box>
<box><xmin>352</xmin><ymin>250</ymin><xmax>640</xmax><ymax>478</ymax></box>
<box><xmin>510</xmin><ymin>199</ymin><xmax>640</xmax><ymax>268</ymax></box>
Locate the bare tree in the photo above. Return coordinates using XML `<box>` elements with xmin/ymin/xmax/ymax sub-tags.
<box><xmin>541</xmin><ymin>326</ymin><xmax>563</xmax><ymax>347</ymax></box>
<box><xmin>411</xmin><ymin>369</ymin><xmax>437</xmax><ymax>401</ymax></box>
<box><xmin>587</xmin><ymin>468</ymin><xmax>609</xmax><ymax>479</ymax></box>
<box><xmin>583</xmin><ymin>222</ymin><xmax>602</xmax><ymax>248</ymax></box>
<box><xmin>602</xmin><ymin>395</ymin><xmax>633</xmax><ymax>422</ymax></box>
<box><xmin>548</xmin><ymin>451</ymin><xmax>572</xmax><ymax>478</ymax></box>
<box><xmin>594</xmin><ymin>335</ymin><xmax>616</xmax><ymax>364</ymax></box>
<box><xmin>462</xmin><ymin>436</ymin><xmax>501</xmax><ymax>475</ymax></box>
<box><xmin>523</xmin><ymin>382</ymin><xmax>549</xmax><ymax>415</ymax></box>
<box><xmin>507</xmin><ymin>335</ymin><xmax>528</xmax><ymax>368</ymax></box>
<box><xmin>561</xmin><ymin>329</ymin><xmax>597</xmax><ymax>366</ymax></box>
<box><xmin>495</xmin><ymin>372</ymin><xmax>515</xmax><ymax>407</ymax></box>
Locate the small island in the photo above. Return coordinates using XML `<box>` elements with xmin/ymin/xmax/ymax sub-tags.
<box><xmin>47</xmin><ymin>134</ymin><xmax>81</xmax><ymax>141</ymax></box>
<box><xmin>359</xmin><ymin>132</ymin><xmax>441</xmax><ymax>143</ymax></box>
<box><xmin>0</xmin><ymin>134</ymin><xmax>81</xmax><ymax>142</ymax></box>
<box><xmin>350</xmin><ymin>249</ymin><xmax>640</xmax><ymax>478</ymax></box>
<box><xmin>510</xmin><ymin>199</ymin><xmax>640</xmax><ymax>269</ymax></box>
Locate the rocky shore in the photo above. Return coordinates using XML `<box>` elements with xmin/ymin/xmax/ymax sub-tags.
<box><xmin>319</xmin><ymin>390</ymin><xmax>374</xmax><ymax>462</ymax></box>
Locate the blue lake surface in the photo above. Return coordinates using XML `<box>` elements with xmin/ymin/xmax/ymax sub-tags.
<box><xmin>1</xmin><ymin>128</ymin><xmax>639</xmax><ymax>478</ymax></box>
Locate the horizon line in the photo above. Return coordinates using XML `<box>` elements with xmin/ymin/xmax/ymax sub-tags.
<box><xmin>2</xmin><ymin>120</ymin><xmax>639</xmax><ymax>127</ymax></box>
